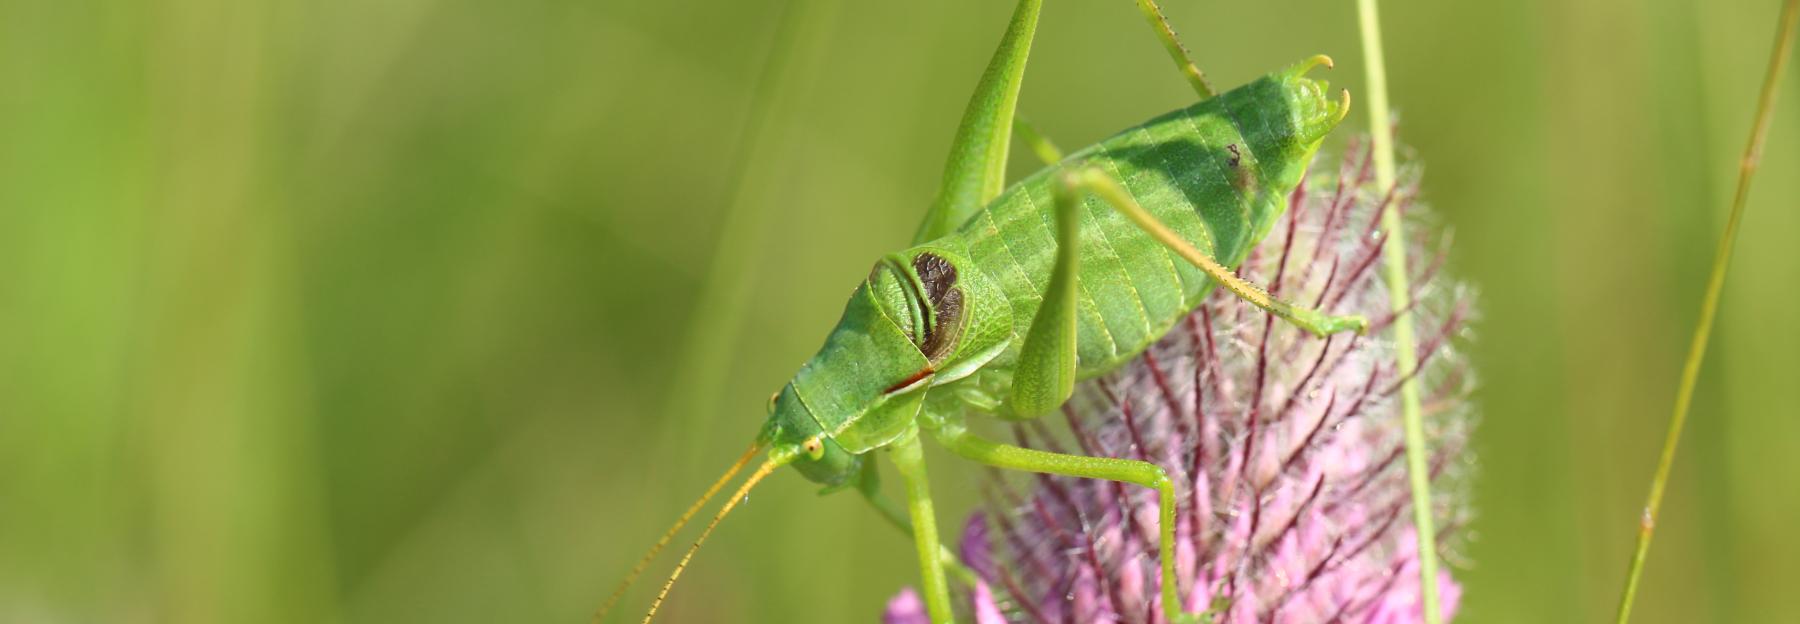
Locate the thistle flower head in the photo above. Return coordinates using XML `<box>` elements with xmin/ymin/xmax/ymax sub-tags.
<box><xmin>888</xmin><ymin>138</ymin><xmax>1476</xmax><ymax>624</ymax></box>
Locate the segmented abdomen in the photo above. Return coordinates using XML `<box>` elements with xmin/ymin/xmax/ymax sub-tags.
<box><xmin>949</xmin><ymin>91</ymin><xmax>1301</xmax><ymax>378</ymax></box>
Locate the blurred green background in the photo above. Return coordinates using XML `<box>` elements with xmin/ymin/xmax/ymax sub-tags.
<box><xmin>2</xmin><ymin>0</ymin><xmax>1796</xmax><ymax>622</ymax></box>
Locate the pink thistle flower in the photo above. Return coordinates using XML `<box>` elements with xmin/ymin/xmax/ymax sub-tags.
<box><xmin>887</xmin><ymin>138</ymin><xmax>1476</xmax><ymax>624</ymax></box>
<box><xmin>885</xmin><ymin>589</ymin><xmax>927</xmax><ymax>624</ymax></box>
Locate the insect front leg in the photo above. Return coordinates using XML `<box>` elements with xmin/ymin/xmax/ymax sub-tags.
<box><xmin>853</xmin><ymin>459</ymin><xmax>981</xmax><ymax>587</ymax></box>
<box><xmin>889</xmin><ymin>427</ymin><xmax>957</xmax><ymax>624</ymax></box>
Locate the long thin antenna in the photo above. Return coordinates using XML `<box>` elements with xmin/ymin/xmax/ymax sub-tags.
<box><xmin>595</xmin><ymin>441</ymin><xmax>766</xmax><ymax>624</ymax></box>
<box><xmin>641</xmin><ymin>456</ymin><xmax>785</xmax><ymax>624</ymax></box>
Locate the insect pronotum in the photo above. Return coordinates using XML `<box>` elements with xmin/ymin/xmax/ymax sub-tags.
<box><xmin>599</xmin><ymin>1</ymin><xmax>1362</xmax><ymax>622</ymax></box>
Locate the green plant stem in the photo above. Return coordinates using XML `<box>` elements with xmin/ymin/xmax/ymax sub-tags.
<box><xmin>1615</xmin><ymin>1</ymin><xmax>1800</xmax><ymax>622</ymax></box>
<box><xmin>1354</xmin><ymin>1</ymin><xmax>1439</xmax><ymax>623</ymax></box>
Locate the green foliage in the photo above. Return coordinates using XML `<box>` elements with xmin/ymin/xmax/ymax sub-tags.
<box><xmin>0</xmin><ymin>1</ymin><xmax>1795</xmax><ymax>623</ymax></box>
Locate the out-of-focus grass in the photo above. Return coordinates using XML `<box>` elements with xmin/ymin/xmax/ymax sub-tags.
<box><xmin>0</xmin><ymin>1</ymin><xmax>1795</xmax><ymax>622</ymax></box>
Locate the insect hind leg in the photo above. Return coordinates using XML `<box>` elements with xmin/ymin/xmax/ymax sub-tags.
<box><xmin>1131</xmin><ymin>0</ymin><xmax>1216</xmax><ymax>99</ymax></box>
<box><xmin>917</xmin><ymin>0</ymin><xmax>1218</xmax><ymax>245</ymax></box>
<box><xmin>1070</xmin><ymin>165</ymin><xmax>1369</xmax><ymax>337</ymax></box>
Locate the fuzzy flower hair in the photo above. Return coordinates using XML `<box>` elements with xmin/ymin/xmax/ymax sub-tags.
<box><xmin>886</xmin><ymin>138</ymin><xmax>1476</xmax><ymax>624</ymax></box>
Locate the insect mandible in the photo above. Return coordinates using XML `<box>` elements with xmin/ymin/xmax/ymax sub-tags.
<box><xmin>600</xmin><ymin>1</ymin><xmax>1363</xmax><ymax>622</ymax></box>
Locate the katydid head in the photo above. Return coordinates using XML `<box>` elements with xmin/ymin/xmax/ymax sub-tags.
<box><xmin>761</xmin><ymin>247</ymin><xmax>1012</xmax><ymax>487</ymax></box>
<box><xmin>762</xmin><ymin>385</ymin><xmax>865</xmax><ymax>488</ymax></box>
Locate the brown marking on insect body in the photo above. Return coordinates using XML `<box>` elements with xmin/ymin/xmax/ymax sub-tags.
<box><xmin>1227</xmin><ymin>143</ymin><xmax>1256</xmax><ymax>194</ymax></box>
<box><xmin>912</xmin><ymin>252</ymin><xmax>958</xmax><ymax>303</ymax></box>
<box><xmin>921</xmin><ymin>287</ymin><xmax>963</xmax><ymax>361</ymax></box>
<box><xmin>911</xmin><ymin>252</ymin><xmax>965</xmax><ymax>361</ymax></box>
<box><xmin>884</xmin><ymin>366</ymin><xmax>935</xmax><ymax>394</ymax></box>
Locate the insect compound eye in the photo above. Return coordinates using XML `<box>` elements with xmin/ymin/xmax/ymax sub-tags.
<box><xmin>802</xmin><ymin>437</ymin><xmax>825</xmax><ymax>460</ymax></box>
